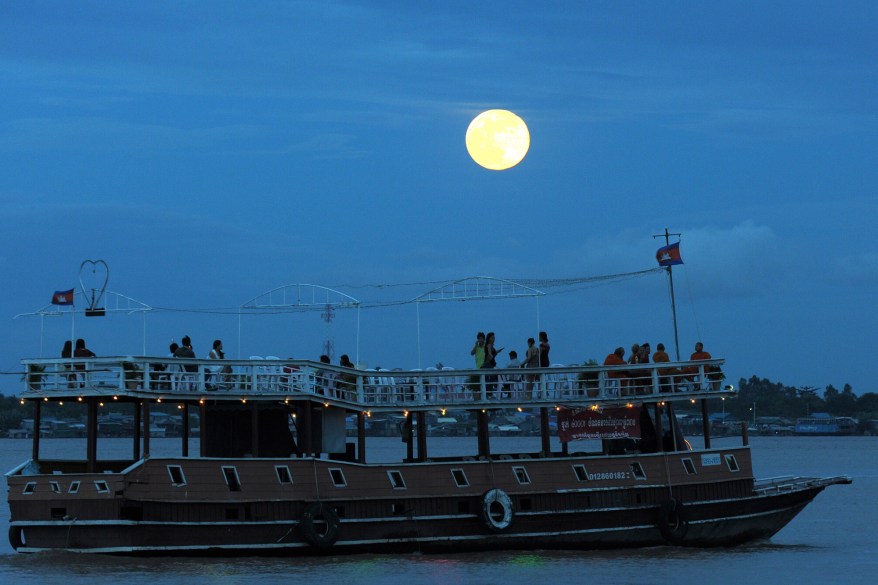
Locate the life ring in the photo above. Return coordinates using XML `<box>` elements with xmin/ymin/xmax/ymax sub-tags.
<box><xmin>658</xmin><ymin>498</ymin><xmax>688</xmax><ymax>544</ymax></box>
<box><xmin>8</xmin><ymin>526</ymin><xmax>24</xmax><ymax>551</ymax></box>
<box><xmin>299</xmin><ymin>501</ymin><xmax>340</xmax><ymax>547</ymax></box>
<box><xmin>481</xmin><ymin>488</ymin><xmax>514</xmax><ymax>532</ymax></box>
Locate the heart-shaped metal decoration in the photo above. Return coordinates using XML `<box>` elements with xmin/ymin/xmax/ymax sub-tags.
<box><xmin>78</xmin><ymin>259</ymin><xmax>109</xmax><ymax>314</ymax></box>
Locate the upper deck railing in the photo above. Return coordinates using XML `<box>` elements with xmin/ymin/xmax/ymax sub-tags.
<box><xmin>20</xmin><ymin>356</ymin><xmax>731</xmax><ymax>410</ymax></box>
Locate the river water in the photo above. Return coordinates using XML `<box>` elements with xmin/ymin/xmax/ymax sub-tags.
<box><xmin>1</xmin><ymin>435</ymin><xmax>875</xmax><ymax>584</ymax></box>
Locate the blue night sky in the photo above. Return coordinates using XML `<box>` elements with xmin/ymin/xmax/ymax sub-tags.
<box><xmin>1</xmin><ymin>2</ymin><xmax>875</xmax><ymax>395</ymax></box>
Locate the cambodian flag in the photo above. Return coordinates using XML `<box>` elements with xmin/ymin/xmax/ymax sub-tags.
<box><xmin>656</xmin><ymin>242</ymin><xmax>683</xmax><ymax>267</ymax></box>
<box><xmin>51</xmin><ymin>289</ymin><xmax>75</xmax><ymax>306</ymax></box>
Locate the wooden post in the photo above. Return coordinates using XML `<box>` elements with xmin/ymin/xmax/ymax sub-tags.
<box><xmin>540</xmin><ymin>408</ymin><xmax>551</xmax><ymax>456</ymax></box>
<box><xmin>300</xmin><ymin>403</ymin><xmax>312</xmax><ymax>457</ymax></box>
<box><xmin>701</xmin><ymin>399</ymin><xmax>711</xmax><ymax>449</ymax></box>
<box><xmin>181</xmin><ymin>403</ymin><xmax>189</xmax><ymax>457</ymax></box>
<box><xmin>357</xmin><ymin>411</ymin><xmax>366</xmax><ymax>463</ymax></box>
<box><xmin>250</xmin><ymin>401</ymin><xmax>259</xmax><ymax>457</ymax></box>
<box><xmin>199</xmin><ymin>401</ymin><xmax>207</xmax><ymax>457</ymax></box>
<box><xmin>742</xmin><ymin>421</ymin><xmax>749</xmax><ymax>446</ymax></box>
<box><xmin>477</xmin><ymin>410</ymin><xmax>491</xmax><ymax>458</ymax></box>
<box><xmin>416</xmin><ymin>411</ymin><xmax>428</xmax><ymax>461</ymax></box>
<box><xmin>405</xmin><ymin>411</ymin><xmax>414</xmax><ymax>462</ymax></box>
<box><xmin>133</xmin><ymin>400</ymin><xmax>142</xmax><ymax>460</ymax></box>
<box><xmin>142</xmin><ymin>400</ymin><xmax>151</xmax><ymax>458</ymax></box>
<box><xmin>32</xmin><ymin>400</ymin><xmax>41</xmax><ymax>461</ymax></box>
<box><xmin>86</xmin><ymin>398</ymin><xmax>98</xmax><ymax>473</ymax></box>
<box><xmin>654</xmin><ymin>403</ymin><xmax>664</xmax><ymax>452</ymax></box>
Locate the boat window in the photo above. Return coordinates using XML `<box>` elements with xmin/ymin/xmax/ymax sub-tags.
<box><xmin>167</xmin><ymin>465</ymin><xmax>187</xmax><ymax>487</ymax></box>
<box><xmin>725</xmin><ymin>454</ymin><xmax>740</xmax><ymax>472</ymax></box>
<box><xmin>630</xmin><ymin>462</ymin><xmax>647</xmax><ymax>480</ymax></box>
<box><xmin>94</xmin><ymin>480</ymin><xmax>110</xmax><ymax>494</ymax></box>
<box><xmin>68</xmin><ymin>480</ymin><xmax>81</xmax><ymax>494</ymax></box>
<box><xmin>387</xmin><ymin>470</ymin><xmax>406</xmax><ymax>489</ymax></box>
<box><xmin>329</xmin><ymin>468</ymin><xmax>347</xmax><ymax>488</ymax></box>
<box><xmin>682</xmin><ymin>458</ymin><xmax>697</xmax><ymax>475</ymax></box>
<box><xmin>222</xmin><ymin>466</ymin><xmax>242</xmax><ymax>491</ymax></box>
<box><xmin>512</xmin><ymin>466</ymin><xmax>531</xmax><ymax>485</ymax></box>
<box><xmin>275</xmin><ymin>465</ymin><xmax>293</xmax><ymax>485</ymax></box>
<box><xmin>451</xmin><ymin>468</ymin><xmax>469</xmax><ymax>488</ymax></box>
<box><xmin>572</xmin><ymin>464</ymin><xmax>588</xmax><ymax>482</ymax></box>
<box><xmin>50</xmin><ymin>481</ymin><xmax>61</xmax><ymax>494</ymax></box>
<box><xmin>22</xmin><ymin>482</ymin><xmax>36</xmax><ymax>495</ymax></box>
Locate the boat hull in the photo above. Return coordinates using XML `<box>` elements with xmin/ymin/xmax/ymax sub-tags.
<box><xmin>8</xmin><ymin>480</ymin><xmax>832</xmax><ymax>555</ymax></box>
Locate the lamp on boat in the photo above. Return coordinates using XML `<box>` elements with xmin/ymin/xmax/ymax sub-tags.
<box><xmin>241</xmin><ymin>398</ymin><xmax>247</xmax><ymax>404</ymax></box>
<box><xmin>99</xmin><ymin>402</ymin><xmax>104</xmax><ymax>407</ymax></box>
<box><xmin>626</xmin><ymin>403</ymin><xmax>634</xmax><ymax>408</ymax></box>
<box><xmin>43</xmin><ymin>397</ymin><xmax>48</xmax><ymax>402</ymax></box>
<box><xmin>157</xmin><ymin>397</ymin><xmax>162</xmax><ymax>403</ymax></box>
<box><xmin>403</xmin><ymin>410</ymin><xmax>409</xmax><ymax>417</ymax></box>
<box><xmin>365</xmin><ymin>411</ymin><xmax>371</xmax><ymax>418</ymax></box>
<box><xmin>77</xmin><ymin>396</ymin><xmax>83</xmax><ymax>402</ymax></box>
<box><xmin>19</xmin><ymin>399</ymin><xmax>24</xmax><ymax>405</ymax></box>
<box><xmin>440</xmin><ymin>409</ymin><xmax>446</xmax><ymax>416</ymax></box>
<box><xmin>199</xmin><ymin>398</ymin><xmax>205</xmax><ymax>405</ymax></box>
<box><xmin>112</xmin><ymin>395</ymin><xmax>118</xmax><ymax>401</ymax></box>
<box><xmin>323</xmin><ymin>402</ymin><xmax>329</xmax><ymax>408</ymax></box>
<box><xmin>517</xmin><ymin>407</ymin><xmax>523</xmax><ymax>412</ymax></box>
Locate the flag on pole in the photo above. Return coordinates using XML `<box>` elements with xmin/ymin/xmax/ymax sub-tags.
<box><xmin>656</xmin><ymin>242</ymin><xmax>683</xmax><ymax>267</ymax></box>
<box><xmin>51</xmin><ymin>289</ymin><xmax>75</xmax><ymax>306</ymax></box>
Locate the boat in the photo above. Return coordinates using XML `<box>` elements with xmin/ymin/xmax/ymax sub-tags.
<box><xmin>794</xmin><ymin>413</ymin><xmax>858</xmax><ymax>436</ymax></box>
<box><xmin>5</xmin><ymin>353</ymin><xmax>851</xmax><ymax>555</ymax></box>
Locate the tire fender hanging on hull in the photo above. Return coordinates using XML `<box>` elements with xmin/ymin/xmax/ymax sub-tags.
<box><xmin>300</xmin><ymin>501</ymin><xmax>340</xmax><ymax>547</ymax></box>
<box><xmin>481</xmin><ymin>488</ymin><xmax>514</xmax><ymax>532</ymax></box>
<box><xmin>658</xmin><ymin>498</ymin><xmax>689</xmax><ymax>544</ymax></box>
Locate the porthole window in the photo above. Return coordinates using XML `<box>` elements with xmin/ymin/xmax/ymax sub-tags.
<box><xmin>329</xmin><ymin>468</ymin><xmax>347</xmax><ymax>488</ymax></box>
<box><xmin>630</xmin><ymin>462</ymin><xmax>647</xmax><ymax>480</ymax></box>
<box><xmin>22</xmin><ymin>482</ymin><xmax>36</xmax><ymax>495</ymax></box>
<box><xmin>50</xmin><ymin>481</ymin><xmax>61</xmax><ymax>494</ymax></box>
<box><xmin>167</xmin><ymin>465</ymin><xmax>187</xmax><ymax>487</ymax></box>
<box><xmin>682</xmin><ymin>458</ymin><xmax>697</xmax><ymax>475</ymax></box>
<box><xmin>94</xmin><ymin>480</ymin><xmax>110</xmax><ymax>494</ymax></box>
<box><xmin>512</xmin><ymin>466</ymin><xmax>531</xmax><ymax>485</ymax></box>
<box><xmin>725</xmin><ymin>454</ymin><xmax>740</xmax><ymax>472</ymax></box>
<box><xmin>275</xmin><ymin>465</ymin><xmax>293</xmax><ymax>485</ymax></box>
<box><xmin>387</xmin><ymin>470</ymin><xmax>406</xmax><ymax>489</ymax></box>
<box><xmin>222</xmin><ymin>466</ymin><xmax>241</xmax><ymax>491</ymax></box>
<box><xmin>572</xmin><ymin>464</ymin><xmax>588</xmax><ymax>482</ymax></box>
<box><xmin>451</xmin><ymin>468</ymin><xmax>469</xmax><ymax>487</ymax></box>
<box><xmin>68</xmin><ymin>480</ymin><xmax>81</xmax><ymax>494</ymax></box>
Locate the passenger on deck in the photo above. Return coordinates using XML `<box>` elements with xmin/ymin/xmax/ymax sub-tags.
<box><xmin>652</xmin><ymin>342</ymin><xmax>674</xmax><ymax>392</ymax></box>
<box><xmin>207</xmin><ymin>339</ymin><xmax>232</xmax><ymax>388</ymax></box>
<box><xmin>338</xmin><ymin>354</ymin><xmax>356</xmax><ymax>398</ymax></box>
<box><xmin>686</xmin><ymin>342</ymin><xmax>720</xmax><ymax>389</ymax></box>
<box><xmin>603</xmin><ymin>347</ymin><xmax>629</xmax><ymax>394</ymax></box>
<box><xmin>470</xmin><ymin>332</ymin><xmax>486</xmax><ymax>368</ymax></box>
<box><xmin>73</xmin><ymin>338</ymin><xmax>96</xmax><ymax>387</ymax></box>
<box><xmin>317</xmin><ymin>354</ymin><xmax>335</xmax><ymax>397</ymax></box>
<box><xmin>61</xmin><ymin>340</ymin><xmax>74</xmax><ymax>388</ymax></box>
<box><xmin>538</xmin><ymin>331</ymin><xmax>550</xmax><ymax>368</ymax></box>
<box><xmin>627</xmin><ymin>343</ymin><xmax>644</xmax><ymax>394</ymax></box>
<box><xmin>503</xmin><ymin>350</ymin><xmax>522</xmax><ymax>399</ymax></box>
<box><xmin>481</xmin><ymin>332</ymin><xmax>503</xmax><ymax>397</ymax></box>
<box><xmin>174</xmin><ymin>335</ymin><xmax>197</xmax><ymax>372</ymax></box>
<box><xmin>523</xmin><ymin>337</ymin><xmax>540</xmax><ymax>398</ymax></box>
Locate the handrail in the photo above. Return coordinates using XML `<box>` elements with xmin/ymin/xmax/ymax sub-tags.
<box><xmin>19</xmin><ymin>356</ymin><xmax>730</xmax><ymax>410</ymax></box>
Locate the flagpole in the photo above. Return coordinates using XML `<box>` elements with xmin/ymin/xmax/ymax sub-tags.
<box><xmin>653</xmin><ymin>228</ymin><xmax>682</xmax><ymax>360</ymax></box>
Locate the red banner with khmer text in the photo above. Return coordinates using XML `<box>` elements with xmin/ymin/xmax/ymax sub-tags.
<box><xmin>557</xmin><ymin>407</ymin><xmax>641</xmax><ymax>442</ymax></box>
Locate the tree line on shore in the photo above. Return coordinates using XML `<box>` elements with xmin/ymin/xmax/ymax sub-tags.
<box><xmin>1</xmin><ymin>375</ymin><xmax>876</xmax><ymax>436</ymax></box>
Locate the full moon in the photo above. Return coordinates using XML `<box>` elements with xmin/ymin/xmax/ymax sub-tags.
<box><xmin>465</xmin><ymin>109</ymin><xmax>530</xmax><ymax>171</ymax></box>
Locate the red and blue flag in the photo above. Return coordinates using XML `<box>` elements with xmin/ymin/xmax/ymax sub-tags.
<box><xmin>656</xmin><ymin>242</ymin><xmax>683</xmax><ymax>267</ymax></box>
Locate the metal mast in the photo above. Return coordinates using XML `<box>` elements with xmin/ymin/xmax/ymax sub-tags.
<box><xmin>653</xmin><ymin>228</ymin><xmax>682</xmax><ymax>360</ymax></box>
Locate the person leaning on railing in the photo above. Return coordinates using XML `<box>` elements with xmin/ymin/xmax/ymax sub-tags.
<box><xmin>603</xmin><ymin>347</ymin><xmax>630</xmax><ymax>394</ymax></box>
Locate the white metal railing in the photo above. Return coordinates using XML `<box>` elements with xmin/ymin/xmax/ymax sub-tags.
<box><xmin>20</xmin><ymin>357</ymin><xmax>728</xmax><ymax>407</ymax></box>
